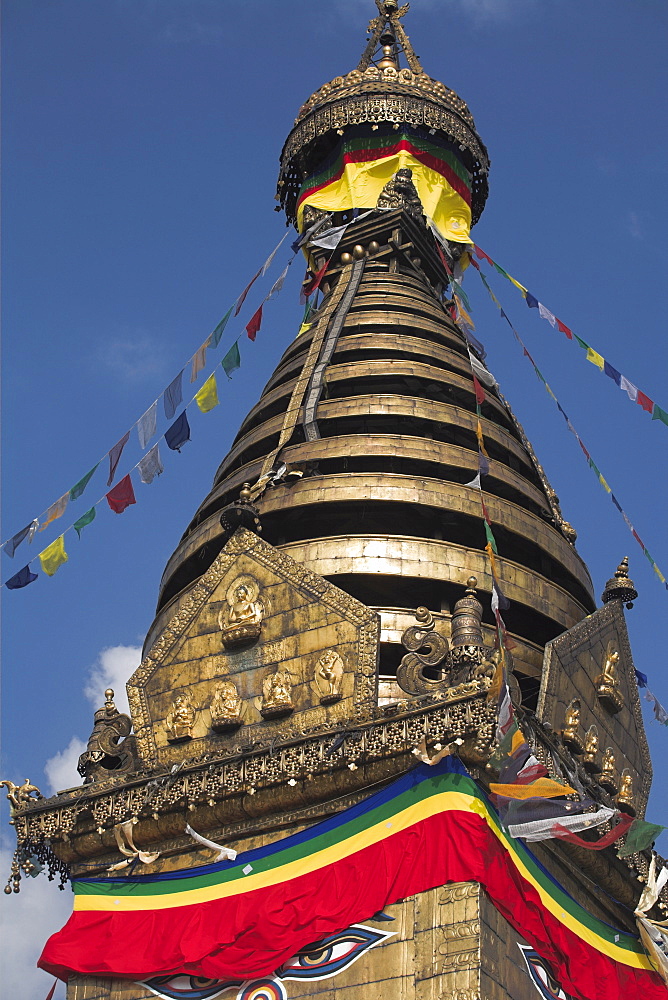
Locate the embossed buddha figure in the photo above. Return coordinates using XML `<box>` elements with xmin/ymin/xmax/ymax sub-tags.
<box><xmin>616</xmin><ymin>768</ymin><xmax>636</xmax><ymax>815</ymax></box>
<box><xmin>209</xmin><ymin>680</ymin><xmax>243</xmax><ymax>732</ymax></box>
<box><xmin>583</xmin><ymin>725</ymin><xmax>601</xmax><ymax>774</ymax></box>
<box><xmin>594</xmin><ymin>641</ymin><xmax>623</xmax><ymax>713</ymax></box>
<box><xmin>316</xmin><ymin>649</ymin><xmax>344</xmax><ymax>705</ymax></box>
<box><xmin>261</xmin><ymin>668</ymin><xmax>294</xmax><ymax>719</ymax></box>
<box><xmin>599</xmin><ymin>746</ymin><xmax>618</xmax><ymax>794</ymax></box>
<box><xmin>562</xmin><ymin>698</ymin><xmax>584</xmax><ymax>754</ymax></box>
<box><xmin>220</xmin><ymin>578</ymin><xmax>263</xmax><ymax>648</ymax></box>
<box><xmin>166</xmin><ymin>693</ymin><xmax>196</xmax><ymax>743</ymax></box>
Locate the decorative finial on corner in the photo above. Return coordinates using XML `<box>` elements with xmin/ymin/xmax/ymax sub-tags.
<box><xmin>239</xmin><ymin>482</ymin><xmax>252</xmax><ymax>503</ymax></box>
<box><xmin>601</xmin><ymin>556</ymin><xmax>638</xmax><ymax>609</ymax></box>
<box><xmin>466</xmin><ymin>575</ymin><xmax>477</xmax><ymax>594</ymax></box>
<box><xmin>104</xmin><ymin>688</ymin><xmax>115</xmax><ymax>709</ymax></box>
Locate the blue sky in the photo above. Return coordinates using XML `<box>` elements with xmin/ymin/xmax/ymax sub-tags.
<box><xmin>2</xmin><ymin>1</ymin><xmax>667</xmax><ymax>995</ymax></box>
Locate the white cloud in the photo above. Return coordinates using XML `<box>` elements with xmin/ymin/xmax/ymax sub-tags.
<box><xmin>44</xmin><ymin>737</ymin><xmax>88</xmax><ymax>796</ymax></box>
<box><xmin>0</xmin><ymin>839</ymin><xmax>72</xmax><ymax>1000</ymax></box>
<box><xmin>95</xmin><ymin>331</ymin><xmax>168</xmax><ymax>382</ymax></box>
<box><xmin>83</xmin><ymin>644</ymin><xmax>142</xmax><ymax>716</ymax></box>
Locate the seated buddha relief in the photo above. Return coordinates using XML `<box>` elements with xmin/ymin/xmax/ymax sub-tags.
<box><xmin>219</xmin><ymin>577</ymin><xmax>264</xmax><ymax>648</ymax></box>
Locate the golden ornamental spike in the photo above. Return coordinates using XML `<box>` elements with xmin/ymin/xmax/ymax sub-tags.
<box><xmin>601</xmin><ymin>556</ymin><xmax>638</xmax><ymax>609</ymax></box>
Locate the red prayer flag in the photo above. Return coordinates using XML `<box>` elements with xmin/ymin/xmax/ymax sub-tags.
<box><xmin>472</xmin><ymin>373</ymin><xmax>486</xmax><ymax>405</ymax></box>
<box><xmin>106</xmin><ymin>474</ymin><xmax>136</xmax><ymax>514</ymax></box>
<box><xmin>474</xmin><ymin>245</ymin><xmax>494</xmax><ymax>265</ymax></box>
<box><xmin>637</xmin><ymin>390</ymin><xmax>654</xmax><ymax>413</ymax></box>
<box><xmin>556</xmin><ymin>318</ymin><xmax>573</xmax><ymax>339</ymax></box>
<box><xmin>468</xmin><ymin>255</ymin><xmax>480</xmax><ymax>271</ymax></box>
<box><xmin>435</xmin><ymin>240</ymin><xmax>453</xmax><ymax>277</ymax></box>
<box><xmin>45</xmin><ymin>980</ymin><xmax>58</xmax><ymax>1000</ymax></box>
<box><xmin>234</xmin><ymin>268</ymin><xmax>262</xmax><ymax>317</ymax></box>
<box><xmin>632</xmin><ymin>529</ymin><xmax>644</xmax><ymax>547</ymax></box>
<box><xmin>245</xmin><ymin>304</ymin><xmax>263</xmax><ymax>342</ymax></box>
<box><xmin>552</xmin><ymin>812</ymin><xmax>633</xmax><ymax>849</ymax></box>
<box><xmin>302</xmin><ymin>259</ymin><xmax>329</xmax><ymax>298</ymax></box>
<box><xmin>481</xmin><ymin>498</ymin><xmax>492</xmax><ymax>526</ymax></box>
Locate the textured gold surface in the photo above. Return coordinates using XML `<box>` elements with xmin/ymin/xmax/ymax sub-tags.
<box><xmin>537</xmin><ymin>600</ymin><xmax>652</xmax><ymax>817</ymax></box>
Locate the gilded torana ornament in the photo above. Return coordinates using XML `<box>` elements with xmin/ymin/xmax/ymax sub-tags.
<box><xmin>594</xmin><ymin>641</ymin><xmax>624</xmax><ymax>714</ymax></box>
<box><xmin>166</xmin><ymin>692</ymin><xmax>196</xmax><ymax>743</ymax></box>
<box><xmin>315</xmin><ymin>649</ymin><xmax>344</xmax><ymax>705</ymax></box>
<box><xmin>599</xmin><ymin>746</ymin><xmax>618</xmax><ymax>794</ymax></box>
<box><xmin>562</xmin><ymin>698</ymin><xmax>584</xmax><ymax>754</ymax></box>
<box><xmin>220</xmin><ymin>577</ymin><xmax>264</xmax><ymax>648</ymax></box>
<box><xmin>209</xmin><ymin>680</ymin><xmax>243</xmax><ymax>732</ymax></box>
<box><xmin>583</xmin><ymin>725</ymin><xmax>601</xmax><ymax>774</ymax></box>
<box><xmin>261</xmin><ymin>668</ymin><xmax>294</xmax><ymax>719</ymax></box>
<box><xmin>616</xmin><ymin>768</ymin><xmax>636</xmax><ymax>816</ymax></box>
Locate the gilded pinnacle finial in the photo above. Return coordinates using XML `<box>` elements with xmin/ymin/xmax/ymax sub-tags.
<box><xmin>601</xmin><ymin>556</ymin><xmax>638</xmax><ymax>609</ymax></box>
<box><xmin>105</xmin><ymin>688</ymin><xmax>114</xmax><ymax>704</ymax></box>
<box><xmin>451</xmin><ymin>575</ymin><xmax>484</xmax><ymax>648</ymax></box>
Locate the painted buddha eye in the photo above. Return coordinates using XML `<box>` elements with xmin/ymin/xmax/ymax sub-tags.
<box><xmin>279</xmin><ymin>924</ymin><xmax>393</xmax><ymax>980</ymax></box>
<box><xmin>140</xmin><ymin>923</ymin><xmax>393</xmax><ymax>999</ymax></box>
<box><xmin>141</xmin><ymin>974</ymin><xmax>241</xmax><ymax>999</ymax></box>
<box><xmin>518</xmin><ymin>945</ymin><xmax>574</xmax><ymax>1000</ymax></box>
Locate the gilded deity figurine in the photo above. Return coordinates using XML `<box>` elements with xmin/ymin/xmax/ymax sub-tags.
<box><xmin>561</xmin><ymin>698</ymin><xmax>584</xmax><ymax>754</ymax></box>
<box><xmin>594</xmin><ymin>641</ymin><xmax>624</xmax><ymax>713</ymax></box>
<box><xmin>315</xmin><ymin>649</ymin><xmax>344</xmax><ymax>705</ymax></box>
<box><xmin>220</xmin><ymin>578</ymin><xmax>263</xmax><ymax>648</ymax></box>
<box><xmin>166</xmin><ymin>692</ymin><xmax>196</xmax><ymax>743</ymax></box>
<box><xmin>616</xmin><ymin>768</ymin><xmax>636</xmax><ymax>816</ymax></box>
<box><xmin>599</xmin><ymin>746</ymin><xmax>618</xmax><ymax>794</ymax></box>
<box><xmin>376</xmin><ymin>167</ymin><xmax>424</xmax><ymax>219</ymax></box>
<box><xmin>260</xmin><ymin>668</ymin><xmax>294</xmax><ymax>719</ymax></box>
<box><xmin>582</xmin><ymin>725</ymin><xmax>601</xmax><ymax>774</ymax></box>
<box><xmin>209</xmin><ymin>680</ymin><xmax>243</xmax><ymax>732</ymax></box>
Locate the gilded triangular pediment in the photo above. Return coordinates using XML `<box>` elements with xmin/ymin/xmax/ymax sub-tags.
<box><xmin>536</xmin><ymin>601</ymin><xmax>651</xmax><ymax>817</ymax></box>
<box><xmin>127</xmin><ymin>528</ymin><xmax>380</xmax><ymax>765</ymax></box>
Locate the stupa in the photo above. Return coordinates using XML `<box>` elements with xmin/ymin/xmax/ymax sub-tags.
<box><xmin>4</xmin><ymin>4</ymin><xmax>666</xmax><ymax>999</ymax></box>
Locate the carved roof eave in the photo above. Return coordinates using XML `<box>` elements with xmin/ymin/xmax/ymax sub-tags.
<box><xmin>277</xmin><ymin>84</ymin><xmax>490</xmax><ymax>227</ymax></box>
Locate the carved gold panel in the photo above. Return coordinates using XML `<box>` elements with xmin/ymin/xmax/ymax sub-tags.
<box><xmin>536</xmin><ymin>601</ymin><xmax>651</xmax><ymax>817</ymax></box>
<box><xmin>128</xmin><ymin>528</ymin><xmax>380</xmax><ymax>765</ymax></box>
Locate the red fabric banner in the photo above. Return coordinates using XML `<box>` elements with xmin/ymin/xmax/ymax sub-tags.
<box><xmin>245</xmin><ymin>304</ymin><xmax>263</xmax><ymax>342</ymax></box>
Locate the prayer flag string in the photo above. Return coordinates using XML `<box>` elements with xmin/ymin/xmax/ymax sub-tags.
<box><xmin>471</xmin><ymin>260</ymin><xmax>667</xmax><ymax>594</ymax></box>
<box><xmin>472</xmin><ymin>245</ymin><xmax>666</xmax><ymax>428</ymax></box>
<box><xmin>1</xmin><ymin>231</ymin><xmax>294</xmax><ymax>558</ymax></box>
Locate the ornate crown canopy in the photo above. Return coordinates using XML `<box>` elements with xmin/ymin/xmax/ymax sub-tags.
<box><xmin>276</xmin><ymin>1</ymin><xmax>490</xmax><ymax>228</ymax></box>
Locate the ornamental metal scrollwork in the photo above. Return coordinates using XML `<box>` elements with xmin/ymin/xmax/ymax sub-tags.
<box><xmin>396</xmin><ymin>606</ymin><xmax>451</xmax><ymax>696</ymax></box>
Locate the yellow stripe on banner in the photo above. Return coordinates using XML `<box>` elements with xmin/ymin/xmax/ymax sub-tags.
<box><xmin>296</xmin><ymin>152</ymin><xmax>471</xmax><ymax>244</ymax></box>
<box><xmin>73</xmin><ymin>788</ymin><xmax>651</xmax><ymax>971</ymax></box>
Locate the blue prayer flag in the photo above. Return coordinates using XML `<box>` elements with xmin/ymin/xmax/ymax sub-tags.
<box><xmin>6</xmin><ymin>564</ymin><xmax>38</xmax><ymax>590</ymax></box>
<box><xmin>525</xmin><ymin>292</ymin><xmax>539</xmax><ymax>309</ymax></box>
<box><xmin>165</xmin><ymin>411</ymin><xmax>191</xmax><ymax>452</ymax></box>
<box><xmin>603</xmin><ymin>360</ymin><xmax>621</xmax><ymax>386</ymax></box>
<box><xmin>4</xmin><ymin>523</ymin><xmax>33</xmax><ymax>558</ymax></box>
<box><xmin>164</xmin><ymin>371</ymin><xmax>184</xmax><ymax>420</ymax></box>
<box><xmin>635</xmin><ymin>669</ymin><xmax>648</xmax><ymax>688</ymax></box>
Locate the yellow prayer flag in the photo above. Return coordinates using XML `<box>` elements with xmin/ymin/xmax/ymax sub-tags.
<box><xmin>510</xmin><ymin>729</ymin><xmax>527</xmax><ymax>754</ymax></box>
<box><xmin>654</xmin><ymin>565</ymin><xmax>666</xmax><ymax>584</ymax></box>
<box><xmin>586</xmin><ymin>348</ymin><xmax>605</xmax><ymax>370</ymax></box>
<box><xmin>476</xmin><ymin>419</ymin><xmax>489</xmax><ymax>458</ymax></box>
<box><xmin>297</xmin><ymin>322</ymin><xmax>313</xmax><ymax>337</ymax></box>
<box><xmin>508</xmin><ymin>275</ymin><xmax>528</xmax><ymax>295</ymax></box>
<box><xmin>489</xmin><ymin>778</ymin><xmax>577</xmax><ymax>800</ymax></box>
<box><xmin>195</xmin><ymin>374</ymin><xmax>219</xmax><ymax>414</ymax></box>
<box><xmin>457</xmin><ymin>302</ymin><xmax>476</xmax><ymax>330</ymax></box>
<box><xmin>40</xmin><ymin>493</ymin><xmax>69</xmax><ymax>531</ymax></box>
<box><xmin>599</xmin><ymin>474</ymin><xmax>611</xmax><ymax>493</ymax></box>
<box><xmin>39</xmin><ymin>534</ymin><xmax>68</xmax><ymax>576</ymax></box>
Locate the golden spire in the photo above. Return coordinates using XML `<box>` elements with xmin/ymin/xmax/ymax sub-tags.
<box><xmin>358</xmin><ymin>1</ymin><xmax>423</xmax><ymax>74</ymax></box>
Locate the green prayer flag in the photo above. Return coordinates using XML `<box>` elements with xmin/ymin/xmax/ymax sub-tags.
<box><xmin>493</xmin><ymin>262</ymin><xmax>509</xmax><ymax>279</ymax></box>
<box><xmin>74</xmin><ymin>507</ymin><xmax>96</xmax><ymax>538</ymax></box>
<box><xmin>617</xmin><ymin>818</ymin><xmax>666</xmax><ymax>857</ymax></box>
<box><xmin>484</xmin><ymin>521</ymin><xmax>498</xmax><ymax>554</ymax></box>
<box><xmin>574</xmin><ymin>334</ymin><xmax>589</xmax><ymax>351</ymax></box>
<box><xmin>222</xmin><ymin>342</ymin><xmax>240</xmax><ymax>379</ymax></box>
<box><xmin>488</xmin><ymin>721</ymin><xmax>519</xmax><ymax>768</ymax></box>
<box><xmin>652</xmin><ymin>403</ymin><xmax>668</xmax><ymax>426</ymax></box>
<box><xmin>70</xmin><ymin>464</ymin><xmax>99</xmax><ymax>501</ymax></box>
<box><xmin>210</xmin><ymin>306</ymin><xmax>233</xmax><ymax>348</ymax></box>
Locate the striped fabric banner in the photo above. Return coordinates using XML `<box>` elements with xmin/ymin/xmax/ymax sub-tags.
<box><xmin>39</xmin><ymin>760</ymin><xmax>664</xmax><ymax>999</ymax></box>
